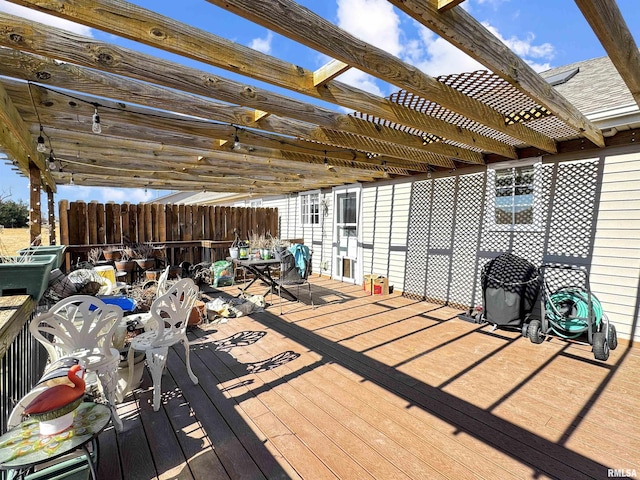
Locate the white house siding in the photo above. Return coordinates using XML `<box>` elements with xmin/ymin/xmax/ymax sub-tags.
<box><xmin>589</xmin><ymin>150</ymin><xmax>640</xmax><ymax>342</ymax></box>
<box><xmin>269</xmin><ymin>147</ymin><xmax>640</xmax><ymax>342</ymax></box>
<box><xmin>261</xmin><ymin>192</ymin><xmax>333</xmax><ymax>278</ymax></box>
<box><xmin>361</xmin><ymin>183</ymin><xmax>412</xmax><ymax>292</ymax></box>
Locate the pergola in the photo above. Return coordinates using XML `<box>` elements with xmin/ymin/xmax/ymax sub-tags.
<box><xmin>0</xmin><ymin>0</ymin><xmax>639</xmax><ymax>242</ymax></box>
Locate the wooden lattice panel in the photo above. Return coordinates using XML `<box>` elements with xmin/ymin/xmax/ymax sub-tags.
<box><xmin>353</xmin><ymin>70</ymin><xmax>583</xmax><ymax>152</ymax></box>
<box><xmin>315</xmin><ymin>129</ymin><xmax>456</xmax><ymax>168</ymax></box>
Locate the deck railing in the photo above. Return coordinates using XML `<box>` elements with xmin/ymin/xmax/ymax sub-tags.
<box><xmin>0</xmin><ymin>297</ymin><xmax>47</xmax><ymax>436</ymax></box>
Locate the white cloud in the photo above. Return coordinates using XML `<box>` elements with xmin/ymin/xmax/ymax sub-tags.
<box><xmin>0</xmin><ymin>2</ymin><xmax>93</xmax><ymax>36</ymax></box>
<box><xmin>249</xmin><ymin>31</ymin><xmax>273</xmax><ymax>54</ymax></box>
<box><xmin>58</xmin><ymin>184</ymin><xmax>92</xmax><ymax>200</ymax></box>
<box><xmin>483</xmin><ymin>23</ymin><xmax>554</xmax><ymax>71</ymax></box>
<box><xmin>102</xmin><ymin>188</ymin><xmax>154</xmax><ymax>203</ymax></box>
<box><xmin>336</xmin><ymin>68</ymin><xmax>384</xmax><ymax>97</ymax></box>
<box><xmin>404</xmin><ymin>19</ymin><xmax>555</xmax><ymax>78</ymax></box>
<box><xmin>55</xmin><ymin>185</ymin><xmax>154</xmax><ymax>204</ymax></box>
<box><xmin>336</xmin><ymin>0</ymin><xmax>402</xmax><ymax>56</ymax></box>
<box><xmin>407</xmin><ymin>26</ymin><xmax>485</xmax><ymax>77</ymax></box>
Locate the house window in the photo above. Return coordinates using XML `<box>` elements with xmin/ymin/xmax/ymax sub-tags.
<box><xmin>493</xmin><ymin>165</ymin><xmax>535</xmax><ymax>227</ymax></box>
<box><xmin>300</xmin><ymin>192</ymin><xmax>320</xmax><ymax>225</ymax></box>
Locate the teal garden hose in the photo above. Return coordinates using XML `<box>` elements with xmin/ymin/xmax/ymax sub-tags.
<box><xmin>545</xmin><ymin>288</ymin><xmax>603</xmax><ymax>339</ymax></box>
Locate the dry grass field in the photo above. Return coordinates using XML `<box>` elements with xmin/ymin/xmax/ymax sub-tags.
<box><xmin>0</xmin><ymin>227</ymin><xmax>53</xmax><ymax>256</ymax></box>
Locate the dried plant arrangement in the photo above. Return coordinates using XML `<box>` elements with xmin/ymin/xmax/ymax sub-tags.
<box><xmin>88</xmin><ymin>247</ymin><xmax>103</xmax><ymax>264</ymax></box>
<box><xmin>134</xmin><ymin>243</ymin><xmax>155</xmax><ymax>260</ymax></box>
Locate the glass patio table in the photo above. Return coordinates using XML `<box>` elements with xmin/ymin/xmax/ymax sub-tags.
<box><xmin>229</xmin><ymin>257</ymin><xmax>298</xmax><ymax>302</ymax></box>
<box><xmin>0</xmin><ymin>402</ymin><xmax>110</xmax><ymax>480</ymax></box>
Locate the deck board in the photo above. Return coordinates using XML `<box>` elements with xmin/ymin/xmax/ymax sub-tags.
<box><xmin>102</xmin><ymin>276</ymin><xmax>639</xmax><ymax>479</ymax></box>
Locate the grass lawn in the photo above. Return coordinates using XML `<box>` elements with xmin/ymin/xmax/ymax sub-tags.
<box><xmin>0</xmin><ymin>227</ymin><xmax>54</xmax><ymax>255</ymax></box>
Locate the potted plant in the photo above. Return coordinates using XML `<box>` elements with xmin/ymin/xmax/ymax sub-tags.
<box><xmin>152</xmin><ymin>244</ymin><xmax>166</xmax><ymax>260</ymax></box>
<box><xmin>269</xmin><ymin>236</ymin><xmax>290</xmax><ymax>260</ymax></box>
<box><xmin>103</xmin><ymin>245</ymin><xmax>122</xmax><ymax>262</ymax></box>
<box><xmin>250</xmin><ymin>233</ymin><xmax>270</xmax><ymax>259</ymax></box>
<box><xmin>133</xmin><ymin>243</ymin><xmax>156</xmax><ymax>270</ymax></box>
<box><xmin>113</xmin><ymin>318</ymin><xmax>146</xmax><ymax>403</ymax></box>
<box><xmin>114</xmin><ymin>248</ymin><xmax>135</xmax><ymax>274</ymax></box>
<box><xmin>88</xmin><ymin>247</ymin><xmax>103</xmax><ymax>265</ymax></box>
<box><xmin>229</xmin><ymin>235</ymin><xmax>240</xmax><ymax>259</ymax></box>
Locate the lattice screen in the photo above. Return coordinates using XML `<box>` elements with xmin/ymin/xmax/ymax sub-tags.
<box><xmin>404</xmin><ymin>181</ymin><xmax>432</xmax><ymax>299</ymax></box>
<box><xmin>450</xmin><ymin>173</ymin><xmax>485</xmax><ymax>308</ymax></box>
<box><xmin>546</xmin><ymin>160</ymin><xmax>600</xmax><ymax>259</ymax></box>
<box><xmin>406</xmin><ymin>159</ymin><xmax>600</xmax><ymax>310</ymax></box>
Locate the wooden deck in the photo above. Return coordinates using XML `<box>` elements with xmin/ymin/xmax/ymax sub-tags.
<box><xmin>99</xmin><ymin>276</ymin><xmax>640</xmax><ymax>479</ymax></box>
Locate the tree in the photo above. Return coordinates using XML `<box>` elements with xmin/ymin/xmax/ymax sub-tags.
<box><xmin>0</xmin><ymin>199</ymin><xmax>29</xmax><ymax>228</ymax></box>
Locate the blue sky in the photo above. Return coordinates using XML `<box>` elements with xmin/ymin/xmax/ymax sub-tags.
<box><xmin>1</xmin><ymin>0</ymin><xmax>639</xmax><ymax>212</ymax></box>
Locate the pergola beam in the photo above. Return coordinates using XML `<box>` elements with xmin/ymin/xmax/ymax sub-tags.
<box><xmin>6</xmin><ymin>80</ymin><xmax>423</xmax><ymax>176</ymax></box>
<box><xmin>437</xmin><ymin>0</ymin><xmax>466</xmax><ymax>12</ymax></box>
<box><xmin>0</xmin><ymin>82</ymin><xmax>55</xmax><ymax>190</ymax></box>
<box><xmin>204</xmin><ymin>0</ymin><xmax>558</xmax><ymax>153</ymax></box>
<box><xmin>385</xmin><ymin>0</ymin><xmax>604</xmax><ymax>147</ymax></box>
<box><xmin>0</xmin><ymin>39</ymin><xmax>471</xmax><ymax>166</ymax></box>
<box><xmin>313</xmin><ymin>59</ymin><xmax>351</xmax><ymax>87</ymax></box>
<box><xmin>0</xmin><ymin>4</ymin><xmax>516</xmax><ymax>158</ymax></box>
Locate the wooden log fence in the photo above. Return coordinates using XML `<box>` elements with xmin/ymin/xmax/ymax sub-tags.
<box><xmin>59</xmin><ymin>201</ymin><xmax>279</xmax><ymax>270</ymax></box>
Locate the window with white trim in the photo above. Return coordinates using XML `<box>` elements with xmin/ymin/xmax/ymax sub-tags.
<box><xmin>495</xmin><ymin>165</ymin><xmax>535</xmax><ymax>225</ymax></box>
<box><xmin>300</xmin><ymin>192</ymin><xmax>320</xmax><ymax>225</ymax></box>
<box><xmin>487</xmin><ymin>161</ymin><xmax>542</xmax><ymax>231</ymax></box>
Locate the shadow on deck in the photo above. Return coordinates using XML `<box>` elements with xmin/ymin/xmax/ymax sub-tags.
<box><xmin>101</xmin><ymin>276</ymin><xmax>639</xmax><ymax>479</ymax></box>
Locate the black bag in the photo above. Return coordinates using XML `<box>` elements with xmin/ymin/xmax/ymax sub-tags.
<box><xmin>481</xmin><ymin>253</ymin><xmax>539</xmax><ymax>326</ymax></box>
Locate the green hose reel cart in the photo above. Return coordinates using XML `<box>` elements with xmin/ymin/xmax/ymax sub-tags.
<box><xmin>525</xmin><ymin>263</ymin><xmax>618</xmax><ymax>361</ymax></box>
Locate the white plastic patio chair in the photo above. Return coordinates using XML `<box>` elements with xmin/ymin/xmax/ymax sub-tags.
<box><xmin>125</xmin><ymin>278</ymin><xmax>199</xmax><ymax>411</ymax></box>
<box><xmin>29</xmin><ymin>295</ymin><xmax>124</xmax><ymax>430</ymax></box>
<box><xmin>119</xmin><ymin>265</ymin><xmax>172</xmax><ymax>334</ymax></box>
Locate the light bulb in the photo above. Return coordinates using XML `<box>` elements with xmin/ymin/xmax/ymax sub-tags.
<box><xmin>48</xmin><ymin>151</ymin><xmax>57</xmax><ymax>171</ymax></box>
<box><xmin>36</xmin><ymin>126</ymin><xmax>46</xmax><ymax>153</ymax></box>
<box><xmin>92</xmin><ymin>108</ymin><xmax>101</xmax><ymax>134</ymax></box>
<box><xmin>69</xmin><ymin>174</ymin><xmax>74</xmax><ymax>185</ymax></box>
<box><xmin>383</xmin><ymin>161</ymin><xmax>390</xmax><ymax>178</ymax></box>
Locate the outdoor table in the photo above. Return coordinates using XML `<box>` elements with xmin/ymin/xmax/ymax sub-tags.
<box><xmin>0</xmin><ymin>402</ymin><xmax>111</xmax><ymax>480</ymax></box>
<box><xmin>230</xmin><ymin>257</ymin><xmax>298</xmax><ymax>302</ymax></box>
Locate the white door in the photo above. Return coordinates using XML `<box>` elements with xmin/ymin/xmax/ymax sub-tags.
<box><xmin>332</xmin><ymin>185</ymin><xmax>361</xmax><ymax>283</ymax></box>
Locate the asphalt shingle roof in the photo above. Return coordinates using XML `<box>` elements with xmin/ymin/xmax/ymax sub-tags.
<box><xmin>541</xmin><ymin>55</ymin><xmax>635</xmax><ymax>115</ymax></box>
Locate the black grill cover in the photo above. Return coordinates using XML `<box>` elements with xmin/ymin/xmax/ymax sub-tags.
<box><xmin>481</xmin><ymin>253</ymin><xmax>539</xmax><ymax>326</ymax></box>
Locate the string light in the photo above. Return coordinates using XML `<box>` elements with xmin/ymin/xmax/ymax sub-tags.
<box><xmin>92</xmin><ymin>106</ymin><xmax>102</xmax><ymax>134</ymax></box>
<box><xmin>34</xmin><ymin>84</ymin><xmax>355</xmax><ymax>156</ymax></box>
<box><xmin>383</xmin><ymin>161</ymin><xmax>390</xmax><ymax>178</ymax></box>
<box><xmin>324</xmin><ymin>150</ymin><xmax>330</xmax><ymax>170</ymax></box>
<box><xmin>36</xmin><ymin>126</ymin><xmax>47</xmax><ymax>153</ymax></box>
<box><xmin>47</xmin><ymin>150</ymin><xmax>57</xmax><ymax>171</ymax></box>
<box><xmin>233</xmin><ymin>126</ymin><xmax>240</xmax><ymax>150</ymax></box>
<box><xmin>69</xmin><ymin>174</ymin><xmax>74</xmax><ymax>185</ymax></box>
